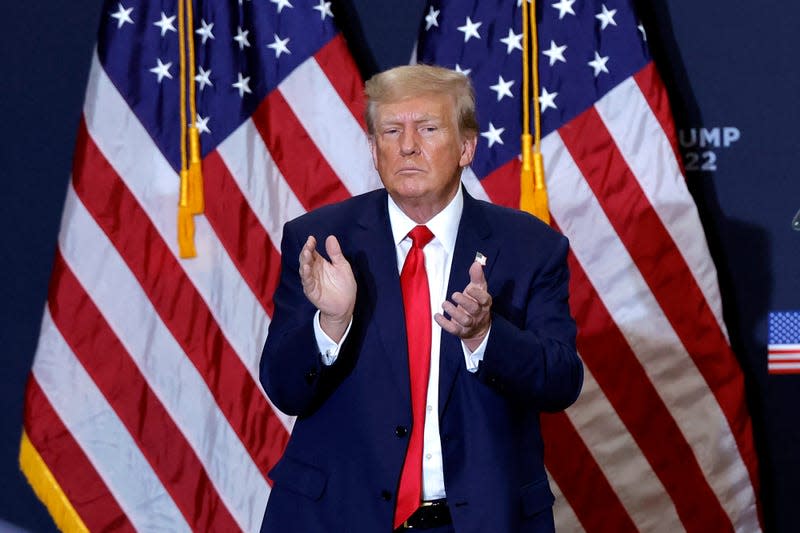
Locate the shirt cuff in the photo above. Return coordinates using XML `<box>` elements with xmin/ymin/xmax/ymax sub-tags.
<box><xmin>313</xmin><ymin>310</ymin><xmax>353</xmax><ymax>366</ymax></box>
<box><xmin>461</xmin><ymin>326</ymin><xmax>490</xmax><ymax>373</ymax></box>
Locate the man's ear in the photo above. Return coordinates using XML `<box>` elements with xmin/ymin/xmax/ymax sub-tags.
<box><xmin>459</xmin><ymin>134</ymin><xmax>477</xmax><ymax>167</ymax></box>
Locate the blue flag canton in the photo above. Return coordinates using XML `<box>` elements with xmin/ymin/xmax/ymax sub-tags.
<box><xmin>97</xmin><ymin>0</ymin><xmax>338</xmax><ymax>171</ymax></box>
<box><xmin>418</xmin><ymin>0</ymin><xmax>650</xmax><ymax>180</ymax></box>
<box><xmin>768</xmin><ymin>311</ymin><xmax>800</xmax><ymax>345</ymax></box>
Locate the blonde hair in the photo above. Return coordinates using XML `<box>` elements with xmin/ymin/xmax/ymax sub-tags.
<box><xmin>364</xmin><ymin>64</ymin><xmax>478</xmax><ymax>138</ymax></box>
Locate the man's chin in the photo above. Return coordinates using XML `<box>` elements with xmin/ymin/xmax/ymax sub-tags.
<box><xmin>390</xmin><ymin>187</ymin><xmax>429</xmax><ymax>202</ymax></box>
<box><xmin>385</xmin><ymin>178</ymin><xmax>427</xmax><ymax>197</ymax></box>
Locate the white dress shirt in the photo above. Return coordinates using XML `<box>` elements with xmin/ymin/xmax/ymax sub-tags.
<box><xmin>313</xmin><ymin>187</ymin><xmax>489</xmax><ymax>500</ymax></box>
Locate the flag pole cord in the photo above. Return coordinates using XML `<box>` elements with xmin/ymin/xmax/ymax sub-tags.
<box><xmin>186</xmin><ymin>0</ymin><xmax>205</xmax><ymax>216</ymax></box>
<box><xmin>520</xmin><ymin>0</ymin><xmax>550</xmax><ymax>224</ymax></box>
<box><xmin>177</xmin><ymin>0</ymin><xmax>199</xmax><ymax>257</ymax></box>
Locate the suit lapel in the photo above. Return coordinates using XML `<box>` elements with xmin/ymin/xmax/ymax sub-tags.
<box><xmin>353</xmin><ymin>190</ymin><xmax>411</xmax><ymax>404</ymax></box>
<box><xmin>438</xmin><ymin>190</ymin><xmax>497</xmax><ymax>417</ymax></box>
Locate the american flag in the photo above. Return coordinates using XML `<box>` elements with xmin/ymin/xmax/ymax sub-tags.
<box><xmin>418</xmin><ymin>0</ymin><xmax>761</xmax><ymax>531</ymax></box>
<box><xmin>20</xmin><ymin>0</ymin><xmax>377</xmax><ymax>530</ymax></box>
<box><xmin>768</xmin><ymin>311</ymin><xmax>800</xmax><ymax>375</ymax></box>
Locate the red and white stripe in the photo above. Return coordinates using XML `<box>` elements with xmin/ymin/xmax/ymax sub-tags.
<box><xmin>24</xmin><ymin>28</ymin><xmax>759</xmax><ymax>533</ymax></box>
<box><xmin>768</xmin><ymin>345</ymin><xmax>800</xmax><ymax>374</ymax></box>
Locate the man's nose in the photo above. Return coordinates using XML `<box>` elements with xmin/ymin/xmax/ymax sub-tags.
<box><xmin>399</xmin><ymin>130</ymin><xmax>419</xmax><ymax>155</ymax></box>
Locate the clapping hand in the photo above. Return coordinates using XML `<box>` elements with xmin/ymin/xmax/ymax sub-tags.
<box><xmin>299</xmin><ymin>235</ymin><xmax>356</xmax><ymax>342</ymax></box>
<box><xmin>435</xmin><ymin>261</ymin><xmax>492</xmax><ymax>352</ymax></box>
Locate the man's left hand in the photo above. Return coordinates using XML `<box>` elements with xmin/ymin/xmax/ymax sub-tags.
<box><xmin>435</xmin><ymin>261</ymin><xmax>492</xmax><ymax>352</ymax></box>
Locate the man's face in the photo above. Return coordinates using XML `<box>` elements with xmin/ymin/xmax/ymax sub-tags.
<box><xmin>370</xmin><ymin>92</ymin><xmax>476</xmax><ymax>221</ymax></box>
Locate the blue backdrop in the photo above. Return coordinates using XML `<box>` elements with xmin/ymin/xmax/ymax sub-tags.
<box><xmin>1</xmin><ymin>1</ymin><xmax>797</xmax><ymax>531</ymax></box>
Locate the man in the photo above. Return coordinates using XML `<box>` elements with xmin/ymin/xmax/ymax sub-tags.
<box><xmin>260</xmin><ymin>65</ymin><xmax>583</xmax><ymax>533</ymax></box>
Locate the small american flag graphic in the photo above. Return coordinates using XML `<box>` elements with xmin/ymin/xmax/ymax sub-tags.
<box><xmin>768</xmin><ymin>311</ymin><xmax>800</xmax><ymax>374</ymax></box>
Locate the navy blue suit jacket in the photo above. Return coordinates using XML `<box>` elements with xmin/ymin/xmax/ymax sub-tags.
<box><xmin>260</xmin><ymin>188</ymin><xmax>583</xmax><ymax>532</ymax></box>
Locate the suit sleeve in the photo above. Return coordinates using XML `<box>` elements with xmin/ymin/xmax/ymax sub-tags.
<box><xmin>259</xmin><ymin>221</ymin><xmax>352</xmax><ymax>417</ymax></box>
<box><xmin>476</xmin><ymin>235</ymin><xmax>583</xmax><ymax>411</ymax></box>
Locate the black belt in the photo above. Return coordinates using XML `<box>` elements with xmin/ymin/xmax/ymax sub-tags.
<box><xmin>396</xmin><ymin>499</ymin><xmax>452</xmax><ymax>530</ymax></box>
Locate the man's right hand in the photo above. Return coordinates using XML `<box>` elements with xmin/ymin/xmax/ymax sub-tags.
<box><xmin>299</xmin><ymin>235</ymin><xmax>356</xmax><ymax>343</ymax></box>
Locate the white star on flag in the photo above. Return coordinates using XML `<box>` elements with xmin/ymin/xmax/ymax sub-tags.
<box><xmin>539</xmin><ymin>87</ymin><xmax>558</xmax><ymax>112</ymax></box>
<box><xmin>111</xmin><ymin>3</ymin><xmax>134</xmax><ymax>29</ymax></box>
<box><xmin>195</xmin><ymin>114</ymin><xmax>211</xmax><ymax>135</ymax></box>
<box><xmin>457</xmin><ymin>16</ymin><xmax>482</xmax><ymax>42</ymax></box>
<box><xmin>551</xmin><ymin>0</ymin><xmax>576</xmax><ymax>19</ymax></box>
<box><xmin>271</xmin><ymin>0</ymin><xmax>293</xmax><ymax>13</ymax></box>
<box><xmin>153</xmin><ymin>12</ymin><xmax>176</xmax><ymax>37</ymax></box>
<box><xmin>313</xmin><ymin>0</ymin><xmax>333</xmax><ymax>20</ymax></box>
<box><xmin>500</xmin><ymin>28</ymin><xmax>523</xmax><ymax>54</ymax></box>
<box><xmin>196</xmin><ymin>19</ymin><xmax>215</xmax><ymax>44</ymax></box>
<box><xmin>596</xmin><ymin>4</ymin><xmax>618</xmax><ymax>29</ymax></box>
<box><xmin>455</xmin><ymin>64</ymin><xmax>471</xmax><ymax>76</ymax></box>
<box><xmin>234</xmin><ymin>27</ymin><xmax>251</xmax><ymax>50</ymax></box>
<box><xmin>149</xmin><ymin>58</ymin><xmax>172</xmax><ymax>83</ymax></box>
<box><xmin>267</xmin><ymin>34</ymin><xmax>291</xmax><ymax>58</ymax></box>
<box><xmin>542</xmin><ymin>40</ymin><xmax>567</xmax><ymax>66</ymax></box>
<box><xmin>489</xmin><ymin>75</ymin><xmax>514</xmax><ymax>101</ymax></box>
<box><xmin>425</xmin><ymin>6</ymin><xmax>440</xmax><ymax>30</ymax></box>
<box><xmin>195</xmin><ymin>66</ymin><xmax>213</xmax><ymax>90</ymax></box>
<box><xmin>480</xmin><ymin>122</ymin><xmax>505</xmax><ymax>147</ymax></box>
<box><xmin>232</xmin><ymin>72</ymin><xmax>252</xmax><ymax>97</ymax></box>
<box><xmin>588</xmin><ymin>51</ymin><xmax>610</xmax><ymax>76</ymax></box>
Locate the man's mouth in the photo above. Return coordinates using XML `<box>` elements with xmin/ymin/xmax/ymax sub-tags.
<box><xmin>397</xmin><ymin>166</ymin><xmax>424</xmax><ymax>174</ymax></box>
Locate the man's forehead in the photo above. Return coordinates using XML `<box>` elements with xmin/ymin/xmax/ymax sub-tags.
<box><xmin>375</xmin><ymin>93</ymin><xmax>455</xmax><ymax>122</ymax></box>
<box><xmin>377</xmin><ymin>110</ymin><xmax>443</xmax><ymax>124</ymax></box>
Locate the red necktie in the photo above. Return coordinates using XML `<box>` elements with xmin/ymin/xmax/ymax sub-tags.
<box><xmin>394</xmin><ymin>225</ymin><xmax>435</xmax><ymax>529</ymax></box>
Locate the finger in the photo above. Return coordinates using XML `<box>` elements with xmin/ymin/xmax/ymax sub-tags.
<box><xmin>463</xmin><ymin>284</ymin><xmax>492</xmax><ymax>306</ymax></box>
<box><xmin>299</xmin><ymin>236</ymin><xmax>317</xmax><ymax>266</ymax></box>
<box><xmin>325</xmin><ymin>235</ymin><xmax>346</xmax><ymax>264</ymax></box>
<box><xmin>468</xmin><ymin>261</ymin><xmax>486</xmax><ymax>287</ymax></box>
<box><xmin>441</xmin><ymin>300</ymin><xmax>474</xmax><ymax>328</ymax></box>
<box><xmin>302</xmin><ymin>235</ymin><xmax>317</xmax><ymax>254</ymax></box>
<box><xmin>451</xmin><ymin>291</ymin><xmax>480</xmax><ymax>315</ymax></box>
<box><xmin>434</xmin><ymin>313</ymin><xmax>462</xmax><ymax>336</ymax></box>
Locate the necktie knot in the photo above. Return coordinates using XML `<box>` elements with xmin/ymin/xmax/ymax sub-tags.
<box><xmin>408</xmin><ymin>225</ymin><xmax>434</xmax><ymax>250</ymax></box>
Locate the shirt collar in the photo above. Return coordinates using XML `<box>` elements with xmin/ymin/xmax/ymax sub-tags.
<box><xmin>387</xmin><ymin>187</ymin><xmax>463</xmax><ymax>256</ymax></box>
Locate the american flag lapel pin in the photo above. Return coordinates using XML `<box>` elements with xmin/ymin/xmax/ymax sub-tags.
<box><xmin>474</xmin><ymin>252</ymin><xmax>487</xmax><ymax>266</ymax></box>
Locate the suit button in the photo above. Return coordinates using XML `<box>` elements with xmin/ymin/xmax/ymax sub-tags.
<box><xmin>304</xmin><ymin>370</ymin><xmax>318</xmax><ymax>384</ymax></box>
<box><xmin>395</xmin><ymin>425</ymin><xmax>408</xmax><ymax>437</ymax></box>
<box><xmin>381</xmin><ymin>490</ymin><xmax>392</xmax><ymax>501</ymax></box>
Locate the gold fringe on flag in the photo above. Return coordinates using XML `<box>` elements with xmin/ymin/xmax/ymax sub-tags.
<box><xmin>520</xmin><ymin>0</ymin><xmax>550</xmax><ymax>224</ymax></box>
<box><xmin>19</xmin><ymin>431</ymin><xmax>90</xmax><ymax>533</ymax></box>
